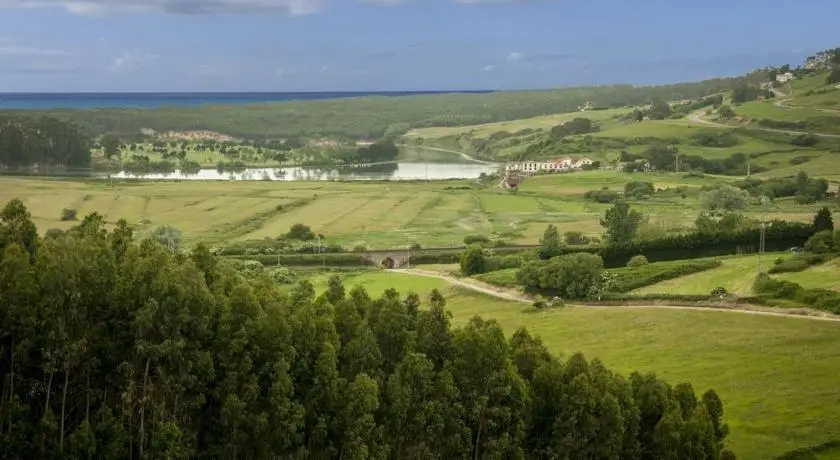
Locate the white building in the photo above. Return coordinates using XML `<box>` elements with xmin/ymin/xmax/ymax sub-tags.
<box><xmin>776</xmin><ymin>72</ymin><xmax>794</xmax><ymax>84</ymax></box>
<box><xmin>505</xmin><ymin>157</ymin><xmax>592</xmax><ymax>174</ymax></box>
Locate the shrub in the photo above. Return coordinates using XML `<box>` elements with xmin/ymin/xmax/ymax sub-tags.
<box><xmin>767</xmin><ymin>258</ymin><xmax>810</xmax><ymax>274</ymax></box>
<box><xmin>60</xmin><ymin>208</ymin><xmax>78</xmax><ymax>221</ymax></box>
<box><xmin>463</xmin><ymin>235</ymin><xmax>491</xmax><ymax>245</ymax></box>
<box><xmin>564</xmin><ymin>231</ymin><xmax>590</xmax><ymax>245</ymax></box>
<box><xmin>606</xmin><ymin>259</ymin><xmax>722</xmax><ymax>293</ymax></box>
<box><xmin>804</xmin><ymin>230</ymin><xmax>834</xmax><ymax>254</ymax></box>
<box><xmin>460</xmin><ymin>244</ymin><xmax>487</xmax><ymax>276</ymax></box>
<box><xmin>286</xmin><ymin>223</ymin><xmax>316</xmax><ymax>241</ymax></box>
<box><xmin>626</xmin><ymin>255</ymin><xmax>649</xmax><ymax>267</ymax></box>
<box><xmin>269</xmin><ymin>267</ymin><xmax>296</xmax><ymax>284</ymax></box>
<box><xmin>517</xmin><ymin>252</ymin><xmax>604</xmax><ymax>299</ymax></box>
<box><xmin>533</xmin><ymin>299</ymin><xmax>548</xmax><ymax>309</ymax></box>
<box><xmin>753</xmin><ymin>274</ymin><xmax>840</xmax><ymax>314</ymax></box>
<box><xmin>791</xmin><ymin>134</ymin><xmax>820</xmax><ymax>147</ymax></box>
<box><xmin>710</xmin><ymin>287</ymin><xmax>728</xmax><ymax>298</ymax></box>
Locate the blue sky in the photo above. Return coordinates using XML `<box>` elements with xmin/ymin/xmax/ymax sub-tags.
<box><xmin>0</xmin><ymin>0</ymin><xmax>838</xmax><ymax>92</ymax></box>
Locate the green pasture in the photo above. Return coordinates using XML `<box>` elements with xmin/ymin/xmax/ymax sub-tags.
<box><xmin>300</xmin><ymin>270</ymin><xmax>840</xmax><ymax>459</ymax></box>
<box><xmin>406</xmin><ymin>108</ymin><xmax>629</xmax><ymax>140</ymax></box>
<box><xmin>633</xmin><ymin>253</ymin><xmax>784</xmax><ymax>296</ymax></box>
<box><xmin>2</xmin><ymin>168</ymin><xmax>827</xmax><ymax>249</ymax></box>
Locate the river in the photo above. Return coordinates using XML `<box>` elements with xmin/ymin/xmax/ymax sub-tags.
<box><xmin>109</xmin><ymin>162</ymin><xmax>499</xmax><ymax>181</ymax></box>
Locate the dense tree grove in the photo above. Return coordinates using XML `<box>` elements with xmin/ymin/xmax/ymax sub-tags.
<box><xmin>0</xmin><ymin>199</ymin><xmax>733</xmax><ymax>459</ymax></box>
<box><xmin>0</xmin><ymin>116</ymin><xmax>91</xmax><ymax>169</ymax></box>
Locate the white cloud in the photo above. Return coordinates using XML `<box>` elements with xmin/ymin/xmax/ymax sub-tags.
<box><xmin>0</xmin><ymin>0</ymin><xmax>326</xmax><ymax>15</ymax></box>
<box><xmin>479</xmin><ymin>64</ymin><xmax>495</xmax><ymax>72</ymax></box>
<box><xmin>507</xmin><ymin>51</ymin><xmax>522</xmax><ymax>61</ymax></box>
<box><xmin>109</xmin><ymin>51</ymin><xmax>158</xmax><ymax>72</ymax></box>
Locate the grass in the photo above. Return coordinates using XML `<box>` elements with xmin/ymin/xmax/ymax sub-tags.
<box><xmin>2</xmin><ymin>169</ymin><xmax>828</xmax><ymax>249</ymax></box>
<box><xmin>302</xmin><ymin>270</ymin><xmax>840</xmax><ymax>459</ymax></box>
<box><xmin>407</xmin><ymin>108</ymin><xmax>629</xmax><ymax>139</ymax></box>
<box><xmin>633</xmin><ymin>253</ymin><xmax>785</xmax><ymax>296</ymax></box>
<box><xmin>776</xmin><ymin>257</ymin><xmax>840</xmax><ymax>291</ymax></box>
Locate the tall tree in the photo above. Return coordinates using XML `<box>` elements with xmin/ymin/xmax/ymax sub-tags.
<box><xmin>813</xmin><ymin>206</ymin><xmax>834</xmax><ymax>232</ymax></box>
<box><xmin>538</xmin><ymin>224</ymin><xmax>563</xmax><ymax>259</ymax></box>
<box><xmin>600</xmin><ymin>202</ymin><xmax>644</xmax><ymax>244</ymax></box>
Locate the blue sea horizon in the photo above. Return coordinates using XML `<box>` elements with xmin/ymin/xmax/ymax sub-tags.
<box><xmin>0</xmin><ymin>90</ymin><xmax>495</xmax><ymax>110</ymax></box>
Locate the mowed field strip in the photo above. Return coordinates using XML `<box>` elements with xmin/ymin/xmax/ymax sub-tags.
<box><xmin>301</xmin><ymin>270</ymin><xmax>840</xmax><ymax>460</ymax></box>
<box><xmin>1</xmin><ymin>172</ymin><xmax>829</xmax><ymax>248</ymax></box>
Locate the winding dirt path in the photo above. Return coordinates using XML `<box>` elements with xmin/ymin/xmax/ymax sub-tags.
<box><xmin>391</xmin><ymin>269</ymin><xmax>840</xmax><ymax>322</ymax></box>
<box><xmin>687</xmin><ymin>109</ymin><xmax>840</xmax><ymax>138</ymax></box>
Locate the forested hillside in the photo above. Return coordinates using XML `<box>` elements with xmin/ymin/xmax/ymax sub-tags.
<box><xmin>0</xmin><ymin>200</ymin><xmax>733</xmax><ymax>459</ymax></box>
<box><xmin>3</xmin><ymin>72</ymin><xmax>767</xmax><ymax>140</ymax></box>
<box><xmin>0</xmin><ymin>116</ymin><xmax>91</xmax><ymax>169</ymax></box>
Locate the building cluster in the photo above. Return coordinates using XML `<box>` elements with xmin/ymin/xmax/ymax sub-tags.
<box><xmin>505</xmin><ymin>157</ymin><xmax>593</xmax><ymax>174</ymax></box>
<box><xmin>775</xmin><ymin>71</ymin><xmax>795</xmax><ymax>84</ymax></box>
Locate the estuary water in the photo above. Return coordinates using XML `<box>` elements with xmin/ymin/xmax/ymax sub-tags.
<box><xmin>109</xmin><ymin>162</ymin><xmax>499</xmax><ymax>181</ymax></box>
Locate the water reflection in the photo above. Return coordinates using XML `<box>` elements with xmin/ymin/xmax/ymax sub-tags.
<box><xmin>110</xmin><ymin>162</ymin><xmax>498</xmax><ymax>181</ymax></box>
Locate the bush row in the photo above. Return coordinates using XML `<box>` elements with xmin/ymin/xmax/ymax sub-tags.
<box><xmin>599</xmin><ymin>221</ymin><xmax>813</xmax><ymax>267</ymax></box>
<box><xmin>768</xmin><ymin>253</ymin><xmax>835</xmax><ymax>274</ymax></box>
<box><xmin>753</xmin><ymin>274</ymin><xmax>840</xmax><ymax>314</ymax></box>
<box><xmin>606</xmin><ymin>259</ymin><xmax>723</xmax><ymax>293</ymax></box>
<box><xmin>224</xmin><ymin>253</ymin><xmax>375</xmax><ymax>267</ymax></box>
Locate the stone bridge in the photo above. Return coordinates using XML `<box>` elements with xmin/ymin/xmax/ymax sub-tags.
<box><xmin>359</xmin><ymin>251</ymin><xmax>412</xmax><ymax>269</ymax></box>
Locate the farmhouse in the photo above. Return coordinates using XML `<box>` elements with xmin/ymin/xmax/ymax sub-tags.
<box><xmin>505</xmin><ymin>157</ymin><xmax>592</xmax><ymax>174</ymax></box>
<box><xmin>776</xmin><ymin>72</ymin><xmax>794</xmax><ymax>84</ymax></box>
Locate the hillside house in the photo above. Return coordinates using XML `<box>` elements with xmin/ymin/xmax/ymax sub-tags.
<box><xmin>776</xmin><ymin>72</ymin><xmax>794</xmax><ymax>84</ymax></box>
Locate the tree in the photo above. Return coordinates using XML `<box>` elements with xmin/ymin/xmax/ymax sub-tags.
<box><xmin>648</xmin><ymin>99</ymin><xmax>672</xmax><ymax>120</ymax></box>
<box><xmin>0</xmin><ymin>198</ymin><xmax>734</xmax><ymax>460</ymax></box>
<box><xmin>286</xmin><ymin>223</ymin><xmax>315</xmax><ymax>241</ymax></box>
<box><xmin>538</xmin><ymin>224</ymin><xmax>563</xmax><ymax>259</ymax></box>
<box><xmin>101</xmin><ymin>135</ymin><xmax>121</xmax><ymax>159</ymax></box>
<box><xmin>804</xmin><ymin>230</ymin><xmax>834</xmax><ymax>254</ymax></box>
<box><xmin>517</xmin><ymin>252</ymin><xmax>604</xmax><ymax>299</ymax></box>
<box><xmin>627</xmin><ymin>255</ymin><xmax>648</xmax><ymax>267</ymax></box>
<box><xmin>717</xmin><ymin>105</ymin><xmax>736</xmax><ymax>120</ymax></box>
<box><xmin>150</xmin><ymin>225</ymin><xmax>182</xmax><ymax>251</ymax></box>
<box><xmin>600</xmin><ymin>202</ymin><xmax>644</xmax><ymax>244</ymax></box>
<box><xmin>813</xmin><ymin>206</ymin><xmax>834</xmax><ymax>232</ymax></box>
<box><xmin>460</xmin><ymin>244</ymin><xmax>486</xmax><ymax>276</ymax></box>
<box><xmin>700</xmin><ymin>185</ymin><xmax>750</xmax><ymax>212</ymax></box>
<box><xmin>827</xmin><ymin>66</ymin><xmax>840</xmax><ymax>85</ymax></box>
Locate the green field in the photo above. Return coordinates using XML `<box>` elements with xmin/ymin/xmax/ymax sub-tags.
<box><xmin>635</xmin><ymin>253</ymin><xmax>840</xmax><ymax>297</ymax></box>
<box><xmin>634</xmin><ymin>253</ymin><xmax>783</xmax><ymax>296</ymax></box>
<box><xmin>3</xmin><ymin>169</ymin><xmax>830</xmax><ymax>249</ymax></box>
<box><xmin>301</xmin><ymin>270</ymin><xmax>840</xmax><ymax>459</ymax></box>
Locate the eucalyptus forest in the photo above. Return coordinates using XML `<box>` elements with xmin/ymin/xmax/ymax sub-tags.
<box><xmin>0</xmin><ymin>200</ymin><xmax>732</xmax><ymax>459</ymax></box>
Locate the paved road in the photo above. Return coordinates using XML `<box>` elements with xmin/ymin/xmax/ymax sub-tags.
<box><xmin>391</xmin><ymin>269</ymin><xmax>840</xmax><ymax>322</ymax></box>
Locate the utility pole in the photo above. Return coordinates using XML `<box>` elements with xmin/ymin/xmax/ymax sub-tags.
<box><xmin>757</xmin><ymin>196</ymin><xmax>769</xmax><ymax>274</ymax></box>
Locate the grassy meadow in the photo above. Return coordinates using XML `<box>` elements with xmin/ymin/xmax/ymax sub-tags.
<box><xmin>3</xmin><ymin>169</ymin><xmax>831</xmax><ymax>249</ymax></box>
<box><xmin>297</xmin><ymin>270</ymin><xmax>840</xmax><ymax>460</ymax></box>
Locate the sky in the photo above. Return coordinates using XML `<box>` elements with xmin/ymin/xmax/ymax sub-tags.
<box><xmin>0</xmin><ymin>0</ymin><xmax>838</xmax><ymax>92</ymax></box>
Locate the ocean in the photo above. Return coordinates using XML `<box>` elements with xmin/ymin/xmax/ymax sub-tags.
<box><xmin>0</xmin><ymin>91</ymin><xmax>494</xmax><ymax>110</ymax></box>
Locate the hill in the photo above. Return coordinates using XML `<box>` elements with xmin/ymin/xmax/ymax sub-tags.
<box><xmin>0</xmin><ymin>73</ymin><xmax>768</xmax><ymax>140</ymax></box>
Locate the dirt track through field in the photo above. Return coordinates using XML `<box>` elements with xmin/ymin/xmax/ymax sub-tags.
<box><xmin>391</xmin><ymin>269</ymin><xmax>840</xmax><ymax>322</ymax></box>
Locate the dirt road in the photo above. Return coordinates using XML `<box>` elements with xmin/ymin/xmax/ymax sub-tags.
<box><xmin>391</xmin><ymin>269</ymin><xmax>840</xmax><ymax>322</ymax></box>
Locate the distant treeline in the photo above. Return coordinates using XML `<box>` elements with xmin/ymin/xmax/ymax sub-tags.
<box><xmin>0</xmin><ymin>116</ymin><xmax>91</xmax><ymax>169</ymax></box>
<box><xmin>1</xmin><ymin>72</ymin><xmax>768</xmax><ymax>139</ymax></box>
